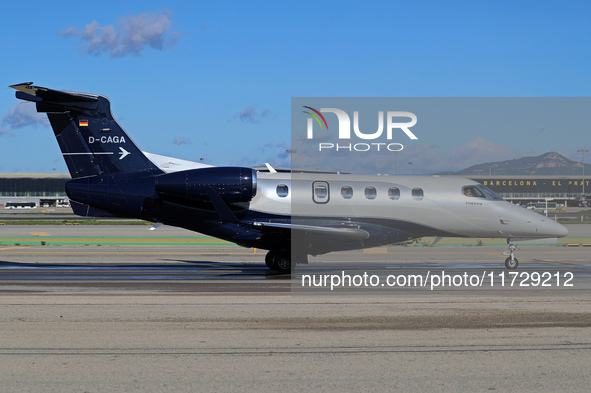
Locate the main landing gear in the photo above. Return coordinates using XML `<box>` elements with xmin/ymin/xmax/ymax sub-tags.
<box><xmin>503</xmin><ymin>244</ymin><xmax>518</xmax><ymax>269</ymax></box>
<box><xmin>264</xmin><ymin>250</ymin><xmax>308</xmax><ymax>274</ymax></box>
<box><xmin>265</xmin><ymin>250</ymin><xmax>291</xmax><ymax>274</ymax></box>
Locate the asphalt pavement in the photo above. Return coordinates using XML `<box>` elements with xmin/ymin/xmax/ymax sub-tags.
<box><xmin>0</xmin><ymin>224</ymin><xmax>590</xmax><ymax>392</ymax></box>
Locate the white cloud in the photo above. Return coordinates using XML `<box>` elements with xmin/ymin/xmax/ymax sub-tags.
<box><xmin>58</xmin><ymin>10</ymin><xmax>180</xmax><ymax>57</ymax></box>
<box><xmin>1</xmin><ymin>102</ymin><xmax>48</xmax><ymax>136</ymax></box>
<box><xmin>173</xmin><ymin>137</ymin><xmax>191</xmax><ymax>145</ymax></box>
<box><xmin>232</xmin><ymin>104</ymin><xmax>273</xmax><ymax>123</ymax></box>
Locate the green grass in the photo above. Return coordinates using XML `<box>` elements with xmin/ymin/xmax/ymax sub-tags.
<box><xmin>556</xmin><ymin>218</ymin><xmax>591</xmax><ymax>224</ymax></box>
<box><xmin>0</xmin><ymin>219</ymin><xmax>151</xmax><ymax>225</ymax></box>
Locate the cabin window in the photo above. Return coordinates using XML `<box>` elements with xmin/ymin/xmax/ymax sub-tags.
<box><xmin>462</xmin><ymin>186</ymin><xmax>486</xmax><ymax>198</ymax></box>
<box><xmin>388</xmin><ymin>187</ymin><xmax>400</xmax><ymax>200</ymax></box>
<box><xmin>412</xmin><ymin>187</ymin><xmax>423</xmax><ymax>200</ymax></box>
<box><xmin>276</xmin><ymin>184</ymin><xmax>289</xmax><ymax>198</ymax></box>
<box><xmin>313</xmin><ymin>181</ymin><xmax>330</xmax><ymax>204</ymax></box>
<box><xmin>315</xmin><ymin>185</ymin><xmax>327</xmax><ymax>198</ymax></box>
<box><xmin>341</xmin><ymin>186</ymin><xmax>353</xmax><ymax>199</ymax></box>
<box><xmin>365</xmin><ymin>186</ymin><xmax>377</xmax><ymax>200</ymax></box>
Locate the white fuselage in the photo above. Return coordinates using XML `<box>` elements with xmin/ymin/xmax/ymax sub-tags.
<box><xmin>249</xmin><ymin>172</ymin><xmax>568</xmax><ymax>241</ymax></box>
<box><xmin>143</xmin><ymin>152</ymin><xmax>568</xmax><ymax>244</ymax></box>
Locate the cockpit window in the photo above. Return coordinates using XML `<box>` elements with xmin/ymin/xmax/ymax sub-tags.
<box><xmin>462</xmin><ymin>186</ymin><xmax>486</xmax><ymax>198</ymax></box>
<box><xmin>478</xmin><ymin>185</ymin><xmax>503</xmax><ymax>200</ymax></box>
<box><xmin>462</xmin><ymin>185</ymin><xmax>504</xmax><ymax>200</ymax></box>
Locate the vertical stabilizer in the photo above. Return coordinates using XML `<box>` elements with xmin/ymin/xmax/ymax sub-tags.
<box><xmin>10</xmin><ymin>82</ymin><xmax>162</xmax><ymax>178</ymax></box>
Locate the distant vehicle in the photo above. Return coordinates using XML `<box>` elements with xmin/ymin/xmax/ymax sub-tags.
<box><xmin>576</xmin><ymin>194</ymin><xmax>591</xmax><ymax>207</ymax></box>
<box><xmin>10</xmin><ymin>82</ymin><xmax>569</xmax><ymax>271</ymax></box>
<box><xmin>5</xmin><ymin>202</ymin><xmax>36</xmax><ymax>209</ymax></box>
<box><xmin>527</xmin><ymin>202</ymin><xmax>558</xmax><ymax>210</ymax></box>
<box><xmin>535</xmin><ymin>202</ymin><xmax>557</xmax><ymax>209</ymax></box>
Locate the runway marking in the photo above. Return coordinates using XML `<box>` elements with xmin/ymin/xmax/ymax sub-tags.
<box><xmin>29</xmin><ymin>232</ymin><xmax>51</xmax><ymax>237</ymax></box>
<box><xmin>0</xmin><ymin>250</ymin><xmax>256</xmax><ymax>255</ymax></box>
<box><xmin>2</xmin><ymin>344</ymin><xmax>591</xmax><ymax>355</ymax></box>
<box><xmin>1</xmin><ymin>238</ymin><xmax>587</xmax><ymax>254</ymax></box>
<box><xmin>0</xmin><ymin>247</ymin><xmax>590</xmax><ymax>255</ymax></box>
<box><xmin>0</xmin><ymin>236</ymin><xmax>231</xmax><ymax>246</ymax></box>
<box><xmin>363</xmin><ymin>247</ymin><xmax>388</xmax><ymax>254</ymax></box>
<box><xmin>0</xmin><ymin>242</ymin><xmax>230</xmax><ymax>246</ymax></box>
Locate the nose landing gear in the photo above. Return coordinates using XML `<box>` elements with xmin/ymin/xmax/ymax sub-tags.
<box><xmin>503</xmin><ymin>244</ymin><xmax>519</xmax><ymax>269</ymax></box>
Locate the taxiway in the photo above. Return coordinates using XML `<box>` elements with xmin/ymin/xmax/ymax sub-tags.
<box><xmin>0</xmin><ymin>225</ymin><xmax>590</xmax><ymax>392</ymax></box>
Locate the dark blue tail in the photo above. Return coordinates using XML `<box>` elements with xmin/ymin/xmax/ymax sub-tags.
<box><xmin>11</xmin><ymin>82</ymin><xmax>162</xmax><ymax>178</ymax></box>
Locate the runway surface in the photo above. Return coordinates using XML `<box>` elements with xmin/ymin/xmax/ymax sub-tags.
<box><xmin>0</xmin><ymin>225</ymin><xmax>590</xmax><ymax>392</ymax></box>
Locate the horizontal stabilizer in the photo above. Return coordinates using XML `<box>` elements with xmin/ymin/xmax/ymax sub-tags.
<box><xmin>10</xmin><ymin>82</ymin><xmax>99</xmax><ymax>104</ymax></box>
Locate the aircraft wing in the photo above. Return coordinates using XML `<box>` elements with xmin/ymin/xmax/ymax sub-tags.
<box><xmin>251</xmin><ymin>221</ymin><xmax>370</xmax><ymax>240</ymax></box>
<box><xmin>207</xmin><ymin>186</ymin><xmax>370</xmax><ymax>244</ymax></box>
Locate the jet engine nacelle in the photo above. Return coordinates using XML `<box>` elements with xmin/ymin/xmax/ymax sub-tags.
<box><xmin>154</xmin><ymin>167</ymin><xmax>257</xmax><ymax>203</ymax></box>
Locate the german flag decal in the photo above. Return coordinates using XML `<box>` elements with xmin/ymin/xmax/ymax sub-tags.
<box><xmin>79</xmin><ymin>120</ymin><xmax>89</xmax><ymax>127</ymax></box>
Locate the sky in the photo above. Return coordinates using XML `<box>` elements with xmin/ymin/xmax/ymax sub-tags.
<box><xmin>1</xmin><ymin>0</ymin><xmax>590</xmax><ymax>175</ymax></box>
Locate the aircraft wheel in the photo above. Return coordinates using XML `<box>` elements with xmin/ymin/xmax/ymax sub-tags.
<box><xmin>273</xmin><ymin>251</ymin><xmax>292</xmax><ymax>274</ymax></box>
<box><xmin>505</xmin><ymin>257</ymin><xmax>518</xmax><ymax>270</ymax></box>
<box><xmin>265</xmin><ymin>251</ymin><xmax>277</xmax><ymax>270</ymax></box>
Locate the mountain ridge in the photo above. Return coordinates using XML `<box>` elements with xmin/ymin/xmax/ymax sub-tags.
<box><xmin>437</xmin><ymin>152</ymin><xmax>591</xmax><ymax>176</ymax></box>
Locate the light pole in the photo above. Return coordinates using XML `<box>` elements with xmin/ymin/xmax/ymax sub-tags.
<box><xmin>408</xmin><ymin>162</ymin><xmax>412</xmax><ymax>175</ymax></box>
<box><xmin>578</xmin><ymin>149</ymin><xmax>588</xmax><ymax>195</ymax></box>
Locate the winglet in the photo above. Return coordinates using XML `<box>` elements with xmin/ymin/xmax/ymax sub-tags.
<box><xmin>264</xmin><ymin>163</ymin><xmax>277</xmax><ymax>174</ymax></box>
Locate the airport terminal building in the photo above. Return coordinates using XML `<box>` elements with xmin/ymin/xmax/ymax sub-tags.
<box><xmin>469</xmin><ymin>175</ymin><xmax>589</xmax><ymax>206</ymax></box>
<box><xmin>0</xmin><ymin>173</ymin><xmax>589</xmax><ymax>209</ymax></box>
<box><xmin>0</xmin><ymin>174</ymin><xmax>70</xmax><ymax>208</ymax></box>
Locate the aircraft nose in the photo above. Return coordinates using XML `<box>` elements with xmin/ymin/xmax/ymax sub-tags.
<box><xmin>538</xmin><ymin>217</ymin><xmax>568</xmax><ymax>238</ymax></box>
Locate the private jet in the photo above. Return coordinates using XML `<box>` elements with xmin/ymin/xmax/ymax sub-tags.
<box><xmin>10</xmin><ymin>82</ymin><xmax>568</xmax><ymax>273</ymax></box>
